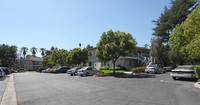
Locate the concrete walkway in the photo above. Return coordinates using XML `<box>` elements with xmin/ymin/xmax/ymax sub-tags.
<box><xmin>0</xmin><ymin>74</ymin><xmax>17</xmax><ymax>105</ymax></box>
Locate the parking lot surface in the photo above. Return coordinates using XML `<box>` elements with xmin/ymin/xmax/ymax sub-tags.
<box><xmin>14</xmin><ymin>72</ymin><xmax>200</xmax><ymax>105</ymax></box>
<box><xmin>0</xmin><ymin>75</ymin><xmax>9</xmax><ymax>102</ymax></box>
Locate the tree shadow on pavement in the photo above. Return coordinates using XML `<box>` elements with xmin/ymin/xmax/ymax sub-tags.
<box><xmin>114</xmin><ymin>74</ymin><xmax>156</xmax><ymax>78</ymax></box>
<box><xmin>175</xmin><ymin>78</ymin><xmax>197</xmax><ymax>83</ymax></box>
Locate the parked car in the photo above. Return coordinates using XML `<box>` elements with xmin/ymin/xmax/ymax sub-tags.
<box><xmin>0</xmin><ymin>67</ymin><xmax>11</xmax><ymax>75</ymax></box>
<box><xmin>0</xmin><ymin>68</ymin><xmax>6</xmax><ymax>79</ymax></box>
<box><xmin>38</xmin><ymin>68</ymin><xmax>47</xmax><ymax>73</ymax></box>
<box><xmin>77</xmin><ymin>67</ymin><xmax>100</xmax><ymax>76</ymax></box>
<box><xmin>41</xmin><ymin>68</ymin><xmax>51</xmax><ymax>73</ymax></box>
<box><xmin>51</xmin><ymin>66</ymin><xmax>70</xmax><ymax>73</ymax></box>
<box><xmin>145</xmin><ymin>64</ymin><xmax>166</xmax><ymax>74</ymax></box>
<box><xmin>164</xmin><ymin>65</ymin><xmax>176</xmax><ymax>71</ymax></box>
<box><xmin>170</xmin><ymin>65</ymin><xmax>195</xmax><ymax>80</ymax></box>
<box><xmin>67</xmin><ymin>67</ymin><xmax>81</xmax><ymax>76</ymax></box>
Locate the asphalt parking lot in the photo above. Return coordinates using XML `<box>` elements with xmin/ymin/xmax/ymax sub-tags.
<box><xmin>0</xmin><ymin>75</ymin><xmax>9</xmax><ymax>102</ymax></box>
<box><xmin>14</xmin><ymin>72</ymin><xmax>200</xmax><ymax>105</ymax></box>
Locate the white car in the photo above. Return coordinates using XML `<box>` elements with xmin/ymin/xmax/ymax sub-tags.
<box><xmin>170</xmin><ymin>65</ymin><xmax>194</xmax><ymax>80</ymax></box>
<box><xmin>41</xmin><ymin>68</ymin><xmax>51</xmax><ymax>73</ymax></box>
<box><xmin>145</xmin><ymin>64</ymin><xmax>165</xmax><ymax>74</ymax></box>
<box><xmin>77</xmin><ymin>67</ymin><xmax>100</xmax><ymax>76</ymax></box>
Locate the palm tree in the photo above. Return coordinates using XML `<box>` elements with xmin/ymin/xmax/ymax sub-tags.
<box><xmin>79</xmin><ymin>43</ymin><xmax>81</xmax><ymax>48</ymax></box>
<box><xmin>40</xmin><ymin>48</ymin><xmax>46</xmax><ymax>57</ymax></box>
<box><xmin>21</xmin><ymin>47</ymin><xmax>28</xmax><ymax>58</ymax></box>
<box><xmin>30</xmin><ymin>47</ymin><xmax>37</xmax><ymax>57</ymax></box>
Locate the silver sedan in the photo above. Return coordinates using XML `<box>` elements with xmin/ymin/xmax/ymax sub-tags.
<box><xmin>77</xmin><ymin>67</ymin><xmax>100</xmax><ymax>76</ymax></box>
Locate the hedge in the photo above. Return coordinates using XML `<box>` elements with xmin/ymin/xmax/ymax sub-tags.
<box><xmin>100</xmin><ymin>66</ymin><xmax>109</xmax><ymax>70</ymax></box>
<box><xmin>194</xmin><ymin>65</ymin><xmax>200</xmax><ymax>82</ymax></box>
<box><xmin>131</xmin><ymin>67</ymin><xmax>146</xmax><ymax>73</ymax></box>
<box><xmin>109</xmin><ymin>67</ymin><xmax>121</xmax><ymax>70</ymax></box>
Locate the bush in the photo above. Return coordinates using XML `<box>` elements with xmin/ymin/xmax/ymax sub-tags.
<box><xmin>131</xmin><ymin>67</ymin><xmax>146</xmax><ymax>73</ymax></box>
<box><xmin>100</xmin><ymin>66</ymin><xmax>109</xmax><ymax>70</ymax></box>
<box><xmin>117</xmin><ymin>66</ymin><xmax>127</xmax><ymax>70</ymax></box>
<box><xmin>109</xmin><ymin>67</ymin><xmax>120</xmax><ymax>70</ymax></box>
<box><xmin>194</xmin><ymin>65</ymin><xmax>200</xmax><ymax>81</ymax></box>
<box><xmin>17</xmin><ymin>68</ymin><xmax>29</xmax><ymax>72</ymax></box>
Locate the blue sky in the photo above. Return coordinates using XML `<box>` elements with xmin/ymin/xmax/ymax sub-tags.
<box><xmin>0</xmin><ymin>0</ymin><xmax>171</xmax><ymax>57</ymax></box>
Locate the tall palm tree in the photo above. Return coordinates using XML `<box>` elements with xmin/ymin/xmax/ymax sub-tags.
<box><xmin>30</xmin><ymin>47</ymin><xmax>37</xmax><ymax>57</ymax></box>
<box><xmin>79</xmin><ymin>43</ymin><xmax>81</xmax><ymax>48</ymax></box>
<box><xmin>40</xmin><ymin>48</ymin><xmax>46</xmax><ymax>57</ymax></box>
<box><xmin>21</xmin><ymin>47</ymin><xmax>28</xmax><ymax>58</ymax></box>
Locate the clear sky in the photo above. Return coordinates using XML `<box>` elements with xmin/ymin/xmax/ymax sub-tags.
<box><xmin>0</xmin><ymin>0</ymin><xmax>171</xmax><ymax>57</ymax></box>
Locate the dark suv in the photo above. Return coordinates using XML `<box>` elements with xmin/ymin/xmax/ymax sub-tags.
<box><xmin>0</xmin><ymin>67</ymin><xmax>11</xmax><ymax>75</ymax></box>
<box><xmin>51</xmin><ymin>66</ymin><xmax>70</xmax><ymax>73</ymax></box>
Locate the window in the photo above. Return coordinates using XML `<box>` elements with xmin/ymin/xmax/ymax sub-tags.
<box><xmin>89</xmin><ymin>51</ymin><xmax>93</xmax><ymax>56</ymax></box>
<box><xmin>89</xmin><ymin>62</ymin><xmax>92</xmax><ymax>66</ymax></box>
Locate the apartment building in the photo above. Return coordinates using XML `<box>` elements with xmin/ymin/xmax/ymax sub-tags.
<box><xmin>88</xmin><ymin>47</ymin><xmax>150</xmax><ymax>70</ymax></box>
<box><xmin>20</xmin><ymin>56</ymin><xmax>43</xmax><ymax>70</ymax></box>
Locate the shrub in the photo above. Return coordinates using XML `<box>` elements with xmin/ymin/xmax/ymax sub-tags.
<box><xmin>109</xmin><ymin>67</ymin><xmax>120</xmax><ymax>70</ymax></box>
<box><xmin>119</xmin><ymin>66</ymin><xmax>127</xmax><ymax>70</ymax></box>
<box><xmin>194</xmin><ymin>65</ymin><xmax>200</xmax><ymax>81</ymax></box>
<box><xmin>131</xmin><ymin>66</ymin><xmax>146</xmax><ymax>73</ymax></box>
<box><xmin>100</xmin><ymin>66</ymin><xmax>109</xmax><ymax>70</ymax></box>
<box><xmin>17</xmin><ymin>68</ymin><xmax>29</xmax><ymax>72</ymax></box>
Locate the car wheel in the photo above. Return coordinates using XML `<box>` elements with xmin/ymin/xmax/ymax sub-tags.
<box><xmin>55</xmin><ymin>71</ymin><xmax>59</xmax><ymax>73</ymax></box>
<box><xmin>86</xmin><ymin>72</ymin><xmax>89</xmax><ymax>76</ymax></box>
<box><xmin>147</xmin><ymin>72</ymin><xmax>149</xmax><ymax>74</ymax></box>
<box><xmin>70</xmin><ymin>74</ymin><xmax>73</xmax><ymax>76</ymax></box>
<box><xmin>155</xmin><ymin>71</ymin><xmax>158</xmax><ymax>74</ymax></box>
<box><xmin>172</xmin><ymin>77</ymin><xmax>177</xmax><ymax>80</ymax></box>
<box><xmin>163</xmin><ymin>71</ymin><xmax>166</xmax><ymax>73</ymax></box>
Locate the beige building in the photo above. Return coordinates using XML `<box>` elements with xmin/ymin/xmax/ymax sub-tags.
<box><xmin>20</xmin><ymin>56</ymin><xmax>43</xmax><ymax>70</ymax></box>
<box><xmin>88</xmin><ymin>47</ymin><xmax>150</xmax><ymax>70</ymax></box>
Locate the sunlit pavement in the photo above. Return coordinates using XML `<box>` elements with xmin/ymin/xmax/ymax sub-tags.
<box><xmin>14</xmin><ymin>72</ymin><xmax>200</xmax><ymax>105</ymax></box>
<box><xmin>0</xmin><ymin>75</ymin><xmax>9</xmax><ymax>102</ymax></box>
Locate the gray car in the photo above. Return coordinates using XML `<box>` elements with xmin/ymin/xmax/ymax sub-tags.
<box><xmin>145</xmin><ymin>64</ymin><xmax>166</xmax><ymax>74</ymax></box>
<box><xmin>67</xmin><ymin>67</ymin><xmax>81</xmax><ymax>76</ymax></box>
<box><xmin>77</xmin><ymin>67</ymin><xmax>100</xmax><ymax>76</ymax></box>
<box><xmin>0</xmin><ymin>68</ymin><xmax>6</xmax><ymax>80</ymax></box>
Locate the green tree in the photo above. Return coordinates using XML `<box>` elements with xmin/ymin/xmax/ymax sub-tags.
<box><xmin>21</xmin><ymin>47</ymin><xmax>28</xmax><ymax>58</ymax></box>
<box><xmin>45</xmin><ymin>50</ymin><xmax>52</xmax><ymax>56</ymax></box>
<box><xmin>40</xmin><ymin>48</ymin><xmax>46</xmax><ymax>57</ymax></box>
<box><xmin>68</xmin><ymin>48</ymin><xmax>88</xmax><ymax>66</ymax></box>
<box><xmin>151</xmin><ymin>0</ymin><xmax>198</xmax><ymax>65</ymax></box>
<box><xmin>42</xmin><ymin>55</ymin><xmax>53</xmax><ymax>67</ymax></box>
<box><xmin>79</xmin><ymin>43</ymin><xmax>81</xmax><ymax>48</ymax></box>
<box><xmin>49</xmin><ymin>49</ymin><xmax>68</xmax><ymax>66</ymax></box>
<box><xmin>96</xmin><ymin>30</ymin><xmax>137</xmax><ymax>73</ymax></box>
<box><xmin>0</xmin><ymin>44</ymin><xmax>18</xmax><ymax>67</ymax></box>
<box><xmin>30</xmin><ymin>47</ymin><xmax>37</xmax><ymax>57</ymax></box>
<box><xmin>169</xmin><ymin>4</ymin><xmax>200</xmax><ymax>61</ymax></box>
<box><xmin>169</xmin><ymin>24</ymin><xmax>185</xmax><ymax>65</ymax></box>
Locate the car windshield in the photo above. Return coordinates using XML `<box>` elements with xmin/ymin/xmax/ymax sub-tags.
<box><xmin>148</xmin><ymin>65</ymin><xmax>157</xmax><ymax>67</ymax></box>
<box><xmin>175</xmin><ymin>67</ymin><xmax>193</xmax><ymax>70</ymax></box>
<box><xmin>81</xmin><ymin>67</ymin><xmax>87</xmax><ymax>70</ymax></box>
<box><xmin>71</xmin><ymin>67</ymin><xmax>77</xmax><ymax>70</ymax></box>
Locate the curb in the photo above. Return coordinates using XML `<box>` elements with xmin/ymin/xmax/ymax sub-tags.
<box><xmin>194</xmin><ymin>82</ymin><xmax>200</xmax><ymax>89</ymax></box>
<box><xmin>0</xmin><ymin>74</ymin><xmax>17</xmax><ymax>105</ymax></box>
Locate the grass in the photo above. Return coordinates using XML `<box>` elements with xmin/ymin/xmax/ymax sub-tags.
<box><xmin>101</xmin><ymin>70</ymin><xmax>127</xmax><ymax>74</ymax></box>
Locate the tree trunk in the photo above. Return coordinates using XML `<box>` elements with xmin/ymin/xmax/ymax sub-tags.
<box><xmin>113</xmin><ymin>60</ymin><xmax>115</xmax><ymax>74</ymax></box>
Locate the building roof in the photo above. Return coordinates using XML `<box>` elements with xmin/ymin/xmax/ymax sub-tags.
<box><xmin>24</xmin><ymin>56</ymin><xmax>43</xmax><ymax>62</ymax></box>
